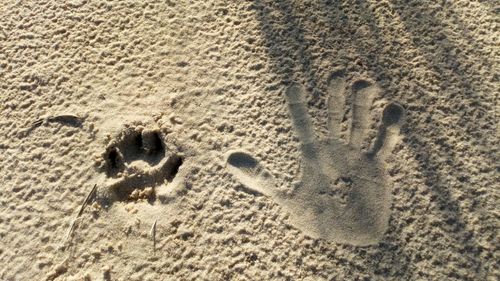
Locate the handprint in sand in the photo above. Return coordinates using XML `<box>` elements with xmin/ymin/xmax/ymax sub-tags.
<box><xmin>226</xmin><ymin>73</ymin><xmax>405</xmax><ymax>246</ymax></box>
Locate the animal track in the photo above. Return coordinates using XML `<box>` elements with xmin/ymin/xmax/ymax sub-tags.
<box><xmin>226</xmin><ymin>72</ymin><xmax>405</xmax><ymax>246</ymax></box>
<box><xmin>99</xmin><ymin>123</ymin><xmax>183</xmax><ymax>203</ymax></box>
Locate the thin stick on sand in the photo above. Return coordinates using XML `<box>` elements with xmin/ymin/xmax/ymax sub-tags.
<box><xmin>61</xmin><ymin>184</ymin><xmax>98</xmax><ymax>250</ymax></box>
<box><xmin>25</xmin><ymin>114</ymin><xmax>83</xmax><ymax>137</ymax></box>
<box><xmin>77</xmin><ymin>184</ymin><xmax>97</xmax><ymax>217</ymax></box>
<box><xmin>46</xmin><ymin>114</ymin><xmax>81</xmax><ymax>125</ymax></box>
<box><xmin>150</xmin><ymin>220</ymin><xmax>157</xmax><ymax>253</ymax></box>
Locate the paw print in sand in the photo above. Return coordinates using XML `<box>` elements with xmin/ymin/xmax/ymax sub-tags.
<box><xmin>98</xmin><ymin>122</ymin><xmax>183</xmax><ymax>204</ymax></box>
<box><xmin>226</xmin><ymin>72</ymin><xmax>405</xmax><ymax>246</ymax></box>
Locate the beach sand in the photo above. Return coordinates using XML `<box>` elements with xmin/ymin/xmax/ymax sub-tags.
<box><xmin>0</xmin><ymin>0</ymin><xmax>497</xmax><ymax>280</ymax></box>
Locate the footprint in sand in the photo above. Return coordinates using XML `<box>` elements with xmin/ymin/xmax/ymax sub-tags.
<box><xmin>226</xmin><ymin>72</ymin><xmax>405</xmax><ymax>246</ymax></box>
<box><xmin>98</xmin><ymin>122</ymin><xmax>183</xmax><ymax>204</ymax></box>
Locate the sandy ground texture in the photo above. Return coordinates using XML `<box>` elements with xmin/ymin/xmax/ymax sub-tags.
<box><xmin>0</xmin><ymin>0</ymin><xmax>498</xmax><ymax>280</ymax></box>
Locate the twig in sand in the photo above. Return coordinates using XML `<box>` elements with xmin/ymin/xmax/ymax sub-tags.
<box><xmin>61</xmin><ymin>219</ymin><xmax>78</xmax><ymax>250</ymax></box>
<box><xmin>27</xmin><ymin>114</ymin><xmax>83</xmax><ymax>135</ymax></box>
<box><xmin>46</xmin><ymin>114</ymin><xmax>81</xmax><ymax>125</ymax></box>
<box><xmin>150</xmin><ymin>220</ymin><xmax>157</xmax><ymax>253</ymax></box>
<box><xmin>21</xmin><ymin>119</ymin><xmax>44</xmax><ymax>136</ymax></box>
<box><xmin>77</xmin><ymin>184</ymin><xmax>97</xmax><ymax>217</ymax></box>
<box><xmin>32</xmin><ymin>118</ymin><xmax>44</xmax><ymax>128</ymax></box>
<box><xmin>47</xmin><ymin>114</ymin><xmax>83</xmax><ymax>127</ymax></box>
<box><xmin>61</xmin><ymin>184</ymin><xmax>98</xmax><ymax>250</ymax></box>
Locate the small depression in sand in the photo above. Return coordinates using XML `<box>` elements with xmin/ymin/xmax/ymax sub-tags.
<box><xmin>98</xmin><ymin>122</ymin><xmax>183</xmax><ymax>204</ymax></box>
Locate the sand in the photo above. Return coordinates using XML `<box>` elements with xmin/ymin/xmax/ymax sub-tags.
<box><xmin>0</xmin><ymin>0</ymin><xmax>498</xmax><ymax>280</ymax></box>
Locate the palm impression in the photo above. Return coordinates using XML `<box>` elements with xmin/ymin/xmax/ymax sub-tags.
<box><xmin>226</xmin><ymin>73</ymin><xmax>405</xmax><ymax>246</ymax></box>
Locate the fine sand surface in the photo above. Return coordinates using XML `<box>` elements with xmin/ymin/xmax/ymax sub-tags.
<box><xmin>0</xmin><ymin>0</ymin><xmax>498</xmax><ymax>280</ymax></box>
